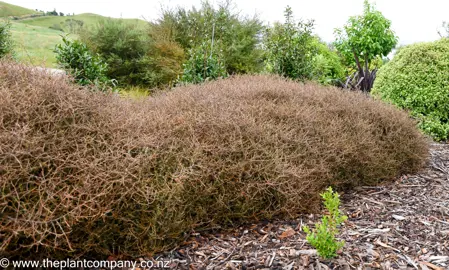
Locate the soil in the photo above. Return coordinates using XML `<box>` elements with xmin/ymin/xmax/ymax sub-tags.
<box><xmin>149</xmin><ymin>143</ymin><xmax>449</xmax><ymax>270</ymax></box>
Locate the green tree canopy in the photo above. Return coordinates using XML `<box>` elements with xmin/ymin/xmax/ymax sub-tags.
<box><xmin>80</xmin><ymin>19</ymin><xmax>152</xmax><ymax>86</ymax></box>
<box><xmin>156</xmin><ymin>1</ymin><xmax>264</xmax><ymax>74</ymax></box>
<box><xmin>264</xmin><ymin>6</ymin><xmax>316</xmax><ymax>81</ymax></box>
<box><xmin>334</xmin><ymin>0</ymin><xmax>397</xmax><ymax>91</ymax></box>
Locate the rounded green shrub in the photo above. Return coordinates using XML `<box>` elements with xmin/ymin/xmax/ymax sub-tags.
<box><xmin>372</xmin><ymin>38</ymin><xmax>449</xmax><ymax>141</ymax></box>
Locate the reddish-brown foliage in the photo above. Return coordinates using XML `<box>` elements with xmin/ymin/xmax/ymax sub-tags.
<box><xmin>0</xmin><ymin>61</ymin><xmax>428</xmax><ymax>258</ymax></box>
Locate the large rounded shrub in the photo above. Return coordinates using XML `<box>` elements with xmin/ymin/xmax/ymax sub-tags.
<box><xmin>372</xmin><ymin>38</ymin><xmax>449</xmax><ymax>141</ymax></box>
<box><xmin>0</xmin><ymin>61</ymin><xmax>428</xmax><ymax>258</ymax></box>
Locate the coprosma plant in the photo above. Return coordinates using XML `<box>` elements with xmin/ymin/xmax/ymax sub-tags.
<box><xmin>303</xmin><ymin>187</ymin><xmax>347</xmax><ymax>259</ymax></box>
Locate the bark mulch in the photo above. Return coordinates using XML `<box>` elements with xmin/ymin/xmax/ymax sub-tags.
<box><xmin>150</xmin><ymin>143</ymin><xmax>449</xmax><ymax>270</ymax></box>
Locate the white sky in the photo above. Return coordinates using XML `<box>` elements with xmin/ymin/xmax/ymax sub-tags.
<box><xmin>7</xmin><ymin>0</ymin><xmax>449</xmax><ymax>45</ymax></box>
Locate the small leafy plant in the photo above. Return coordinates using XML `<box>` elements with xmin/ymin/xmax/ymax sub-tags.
<box><xmin>303</xmin><ymin>187</ymin><xmax>347</xmax><ymax>259</ymax></box>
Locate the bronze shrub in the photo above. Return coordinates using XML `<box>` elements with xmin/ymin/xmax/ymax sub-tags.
<box><xmin>0</xmin><ymin>61</ymin><xmax>428</xmax><ymax>258</ymax></box>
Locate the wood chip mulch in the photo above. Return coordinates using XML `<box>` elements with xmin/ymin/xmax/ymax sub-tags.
<box><xmin>150</xmin><ymin>143</ymin><xmax>449</xmax><ymax>270</ymax></box>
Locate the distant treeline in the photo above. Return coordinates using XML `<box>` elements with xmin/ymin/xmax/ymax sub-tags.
<box><xmin>10</xmin><ymin>9</ymin><xmax>74</xmax><ymax>21</ymax></box>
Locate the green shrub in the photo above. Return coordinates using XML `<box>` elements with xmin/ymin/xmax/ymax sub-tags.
<box><xmin>0</xmin><ymin>63</ymin><xmax>428</xmax><ymax>259</ymax></box>
<box><xmin>64</xmin><ymin>19</ymin><xmax>84</xmax><ymax>34</ymax></box>
<box><xmin>303</xmin><ymin>187</ymin><xmax>347</xmax><ymax>259</ymax></box>
<box><xmin>264</xmin><ymin>6</ymin><xmax>316</xmax><ymax>81</ymax></box>
<box><xmin>54</xmin><ymin>36</ymin><xmax>111</xmax><ymax>89</ymax></box>
<box><xmin>146</xmin><ymin>40</ymin><xmax>185</xmax><ymax>87</ymax></box>
<box><xmin>311</xmin><ymin>39</ymin><xmax>346</xmax><ymax>85</ymax></box>
<box><xmin>82</xmin><ymin>18</ymin><xmax>186</xmax><ymax>89</ymax></box>
<box><xmin>80</xmin><ymin>19</ymin><xmax>152</xmax><ymax>87</ymax></box>
<box><xmin>147</xmin><ymin>22</ymin><xmax>185</xmax><ymax>88</ymax></box>
<box><xmin>49</xmin><ymin>23</ymin><xmax>64</xmax><ymax>31</ymax></box>
<box><xmin>180</xmin><ymin>40</ymin><xmax>227</xmax><ymax>84</ymax></box>
<box><xmin>0</xmin><ymin>20</ymin><xmax>14</xmax><ymax>58</ymax></box>
<box><xmin>372</xmin><ymin>38</ymin><xmax>449</xmax><ymax>141</ymax></box>
<box><xmin>157</xmin><ymin>1</ymin><xmax>264</xmax><ymax>74</ymax></box>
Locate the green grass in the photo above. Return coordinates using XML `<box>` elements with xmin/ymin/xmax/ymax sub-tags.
<box><xmin>119</xmin><ymin>86</ymin><xmax>151</xmax><ymax>99</ymax></box>
<box><xmin>19</xmin><ymin>13</ymin><xmax>148</xmax><ymax>31</ymax></box>
<box><xmin>9</xmin><ymin>13</ymin><xmax>148</xmax><ymax>67</ymax></box>
<box><xmin>0</xmin><ymin>1</ymin><xmax>40</xmax><ymax>17</ymax></box>
<box><xmin>1</xmin><ymin>2</ymin><xmax>148</xmax><ymax>67</ymax></box>
<box><xmin>8</xmin><ymin>14</ymin><xmax>147</xmax><ymax>67</ymax></box>
<box><xmin>10</xmin><ymin>22</ymin><xmax>70</xmax><ymax>67</ymax></box>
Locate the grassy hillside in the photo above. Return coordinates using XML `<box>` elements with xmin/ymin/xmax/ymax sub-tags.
<box><xmin>10</xmin><ymin>22</ymin><xmax>69</xmax><ymax>67</ymax></box>
<box><xmin>4</xmin><ymin>5</ymin><xmax>148</xmax><ymax>67</ymax></box>
<box><xmin>20</xmin><ymin>13</ymin><xmax>148</xmax><ymax>31</ymax></box>
<box><xmin>1</xmin><ymin>2</ymin><xmax>148</xmax><ymax>67</ymax></box>
<box><xmin>0</xmin><ymin>1</ymin><xmax>40</xmax><ymax>17</ymax></box>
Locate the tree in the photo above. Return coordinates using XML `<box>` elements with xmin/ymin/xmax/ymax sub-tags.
<box><xmin>180</xmin><ymin>40</ymin><xmax>227</xmax><ymax>84</ymax></box>
<box><xmin>334</xmin><ymin>0</ymin><xmax>397</xmax><ymax>92</ymax></box>
<box><xmin>47</xmin><ymin>9</ymin><xmax>58</xmax><ymax>16</ymax></box>
<box><xmin>438</xmin><ymin>21</ymin><xmax>449</xmax><ymax>37</ymax></box>
<box><xmin>80</xmin><ymin>19</ymin><xmax>152</xmax><ymax>87</ymax></box>
<box><xmin>264</xmin><ymin>6</ymin><xmax>316</xmax><ymax>81</ymax></box>
<box><xmin>147</xmin><ymin>18</ymin><xmax>185</xmax><ymax>87</ymax></box>
<box><xmin>156</xmin><ymin>1</ymin><xmax>264</xmax><ymax>74</ymax></box>
<box><xmin>65</xmin><ymin>18</ymin><xmax>84</xmax><ymax>34</ymax></box>
<box><xmin>59</xmin><ymin>12</ymin><xmax>64</xmax><ymax>16</ymax></box>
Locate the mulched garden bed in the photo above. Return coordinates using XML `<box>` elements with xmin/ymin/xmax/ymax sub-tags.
<box><xmin>149</xmin><ymin>143</ymin><xmax>448</xmax><ymax>270</ymax></box>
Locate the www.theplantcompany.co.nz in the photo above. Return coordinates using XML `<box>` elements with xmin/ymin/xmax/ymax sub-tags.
<box><xmin>0</xmin><ymin>257</ymin><xmax>171</xmax><ymax>269</ymax></box>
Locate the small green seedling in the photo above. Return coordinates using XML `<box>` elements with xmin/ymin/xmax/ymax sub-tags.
<box><xmin>303</xmin><ymin>187</ymin><xmax>347</xmax><ymax>259</ymax></box>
